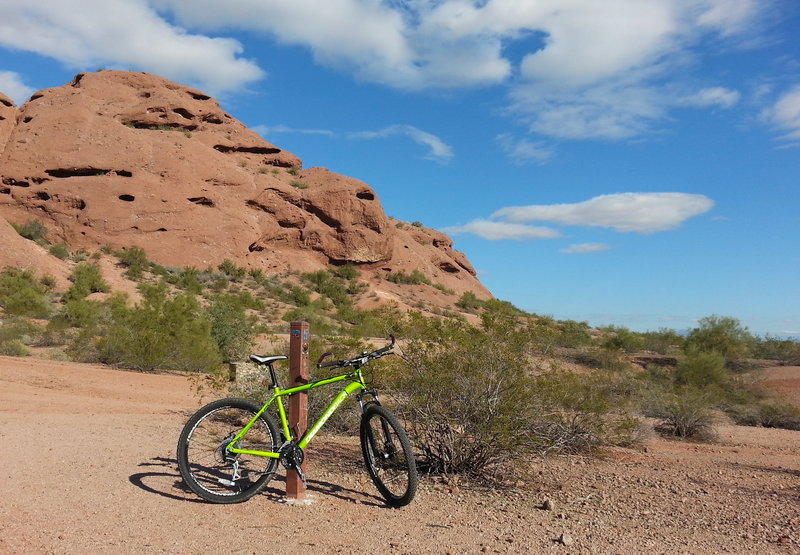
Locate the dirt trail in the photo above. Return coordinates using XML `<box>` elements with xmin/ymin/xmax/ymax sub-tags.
<box><xmin>1</xmin><ymin>356</ymin><xmax>798</xmax><ymax>554</ymax></box>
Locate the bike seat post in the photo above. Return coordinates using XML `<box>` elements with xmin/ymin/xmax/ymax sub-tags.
<box><xmin>266</xmin><ymin>363</ymin><xmax>279</xmax><ymax>388</ymax></box>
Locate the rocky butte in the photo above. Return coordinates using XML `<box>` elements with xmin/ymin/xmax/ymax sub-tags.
<box><xmin>0</xmin><ymin>70</ymin><xmax>490</xmax><ymax>306</ymax></box>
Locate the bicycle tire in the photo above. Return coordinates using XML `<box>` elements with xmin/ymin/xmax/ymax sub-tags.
<box><xmin>360</xmin><ymin>404</ymin><xmax>418</xmax><ymax>507</ymax></box>
<box><xmin>177</xmin><ymin>397</ymin><xmax>280</xmax><ymax>504</ymax></box>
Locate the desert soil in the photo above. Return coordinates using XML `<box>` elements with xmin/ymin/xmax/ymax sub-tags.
<box><xmin>1</xmin><ymin>356</ymin><xmax>798</xmax><ymax>554</ymax></box>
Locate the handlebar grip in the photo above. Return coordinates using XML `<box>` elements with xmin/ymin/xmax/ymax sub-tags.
<box><xmin>317</xmin><ymin>360</ymin><xmax>343</xmax><ymax>368</ymax></box>
<box><xmin>374</xmin><ymin>345</ymin><xmax>393</xmax><ymax>356</ymax></box>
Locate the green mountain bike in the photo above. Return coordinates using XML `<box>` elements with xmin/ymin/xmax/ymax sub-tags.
<box><xmin>176</xmin><ymin>337</ymin><xmax>418</xmax><ymax>507</ymax></box>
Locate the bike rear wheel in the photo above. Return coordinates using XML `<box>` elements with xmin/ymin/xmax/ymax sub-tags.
<box><xmin>360</xmin><ymin>404</ymin><xmax>418</xmax><ymax>507</ymax></box>
<box><xmin>177</xmin><ymin>398</ymin><xmax>280</xmax><ymax>504</ymax></box>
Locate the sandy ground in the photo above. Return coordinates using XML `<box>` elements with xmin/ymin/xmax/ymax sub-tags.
<box><xmin>1</xmin><ymin>356</ymin><xmax>798</xmax><ymax>554</ymax></box>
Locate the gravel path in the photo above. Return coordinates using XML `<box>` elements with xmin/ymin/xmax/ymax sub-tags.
<box><xmin>1</xmin><ymin>356</ymin><xmax>798</xmax><ymax>553</ymax></box>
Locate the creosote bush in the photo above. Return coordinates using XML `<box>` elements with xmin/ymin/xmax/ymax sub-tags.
<box><xmin>0</xmin><ymin>268</ymin><xmax>51</xmax><ymax>318</ymax></box>
<box><xmin>384</xmin><ymin>312</ymin><xmax>639</xmax><ymax>477</ymax></box>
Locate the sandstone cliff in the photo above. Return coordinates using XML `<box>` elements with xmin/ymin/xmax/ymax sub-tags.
<box><xmin>0</xmin><ymin>71</ymin><xmax>489</xmax><ymax>302</ymax></box>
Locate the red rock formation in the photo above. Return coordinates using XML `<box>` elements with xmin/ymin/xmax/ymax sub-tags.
<box><xmin>0</xmin><ymin>71</ymin><xmax>490</xmax><ymax>301</ymax></box>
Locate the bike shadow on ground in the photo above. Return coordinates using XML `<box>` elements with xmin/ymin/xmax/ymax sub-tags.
<box><xmin>128</xmin><ymin>456</ymin><xmax>385</xmax><ymax>508</ymax></box>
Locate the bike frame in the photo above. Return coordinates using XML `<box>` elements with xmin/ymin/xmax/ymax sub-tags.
<box><xmin>225</xmin><ymin>367</ymin><xmax>372</xmax><ymax>458</ymax></box>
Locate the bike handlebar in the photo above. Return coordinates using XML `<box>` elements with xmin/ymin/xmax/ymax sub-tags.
<box><xmin>316</xmin><ymin>336</ymin><xmax>395</xmax><ymax>369</ymax></box>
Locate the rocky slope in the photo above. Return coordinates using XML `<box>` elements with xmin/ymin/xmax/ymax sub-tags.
<box><xmin>0</xmin><ymin>71</ymin><xmax>489</xmax><ymax>303</ymax></box>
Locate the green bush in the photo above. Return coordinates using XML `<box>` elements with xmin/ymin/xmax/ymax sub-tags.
<box><xmin>207</xmin><ymin>295</ymin><xmax>255</xmax><ymax>362</ymax></box>
<box><xmin>176</xmin><ymin>267</ymin><xmax>203</xmax><ymax>294</ymax></box>
<box><xmin>557</xmin><ymin>320</ymin><xmax>593</xmax><ymax>348</ymax></box>
<box><xmin>386</xmin><ymin>312</ymin><xmax>639</xmax><ymax>477</ymax></box>
<box><xmin>116</xmin><ymin>246</ymin><xmax>149</xmax><ymax>279</ymax></box>
<box><xmin>95</xmin><ymin>283</ymin><xmax>221</xmax><ymax>372</ymax></box>
<box><xmin>455</xmin><ymin>291</ymin><xmax>483</xmax><ymax>311</ymax></box>
<box><xmin>11</xmin><ymin>220</ymin><xmax>48</xmax><ymax>243</ymax></box>
<box><xmin>332</xmin><ymin>264</ymin><xmax>359</xmax><ymax>280</ymax></box>
<box><xmin>651</xmin><ymin>388</ymin><xmax>717</xmax><ymax>440</ymax></box>
<box><xmin>601</xmin><ymin>326</ymin><xmax>645</xmax><ymax>353</ymax></box>
<box><xmin>218</xmin><ymin>259</ymin><xmax>246</xmax><ymax>281</ymax></box>
<box><xmin>674</xmin><ymin>349</ymin><xmax>728</xmax><ymax>388</ymax></box>
<box><xmin>387</xmin><ymin>269</ymin><xmax>431</xmax><ymax>285</ymax></box>
<box><xmin>0</xmin><ymin>339</ymin><xmax>30</xmax><ymax>356</ymax></box>
<box><xmin>49</xmin><ymin>243</ymin><xmax>70</xmax><ymax>260</ymax></box>
<box><xmin>64</xmin><ymin>263</ymin><xmax>109</xmax><ymax>301</ymax></box>
<box><xmin>684</xmin><ymin>315</ymin><xmax>753</xmax><ymax>369</ymax></box>
<box><xmin>0</xmin><ymin>268</ymin><xmax>50</xmax><ymax>317</ymax></box>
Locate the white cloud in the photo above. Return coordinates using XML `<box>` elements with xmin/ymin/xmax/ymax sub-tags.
<box><xmin>681</xmin><ymin>87</ymin><xmax>741</xmax><ymax>108</ymax></box>
<box><xmin>492</xmin><ymin>192</ymin><xmax>715</xmax><ymax>233</ymax></box>
<box><xmin>0</xmin><ymin>70</ymin><xmax>35</xmax><ymax>104</ymax></box>
<box><xmin>253</xmin><ymin>122</ymin><xmax>452</xmax><ymax>161</ymax></box>
<box><xmin>762</xmin><ymin>85</ymin><xmax>800</xmax><ymax>143</ymax></box>
<box><xmin>252</xmin><ymin>125</ymin><xmax>335</xmax><ymax>137</ymax></box>
<box><xmin>495</xmin><ymin>133</ymin><xmax>554</xmax><ymax>164</ymax></box>
<box><xmin>0</xmin><ymin>0</ymin><xmax>767</xmax><ymax>140</ymax></box>
<box><xmin>560</xmin><ymin>243</ymin><xmax>614</xmax><ymax>254</ymax></box>
<box><xmin>442</xmin><ymin>220</ymin><xmax>561</xmax><ymax>241</ymax></box>
<box><xmin>349</xmin><ymin>124</ymin><xmax>454</xmax><ymax>161</ymax></box>
<box><xmin>0</xmin><ymin>0</ymin><xmax>263</xmax><ymax>95</ymax></box>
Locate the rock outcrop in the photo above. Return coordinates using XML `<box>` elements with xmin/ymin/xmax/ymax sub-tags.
<box><xmin>0</xmin><ymin>71</ymin><xmax>489</xmax><ymax>300</ymax></box>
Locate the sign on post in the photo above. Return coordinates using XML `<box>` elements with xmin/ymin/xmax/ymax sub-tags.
<box><xmin>287</xmin><ymin>321</ymin><xmax>310</xmax><ymax>499</ymax></box>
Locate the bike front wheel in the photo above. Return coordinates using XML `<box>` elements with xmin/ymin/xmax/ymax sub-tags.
<box><xmin>360</xmin><ymin>404</ymin><xmax>418</xmax><ymax>507</ymax></box>
<box><xmin>177</xmin><ymin>397</ymin><xmax>280</xmax><ymax>504</ymax></box>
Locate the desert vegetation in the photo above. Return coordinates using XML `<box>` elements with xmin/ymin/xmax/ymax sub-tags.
<box><xmin>1</xmin><ymin>232</ymin><xmax>799</xmax><ymax>482</ymax></box>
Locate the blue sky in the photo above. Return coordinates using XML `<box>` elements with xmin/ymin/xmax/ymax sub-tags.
<box><xmin>1</xmin><ymin>1</ymin><xmax>798</xmax><ymax>336</ymax></box>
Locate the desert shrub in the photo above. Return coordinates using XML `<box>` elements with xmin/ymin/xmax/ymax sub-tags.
<box><xmin>332</xmin><ymin>264</ymin><xmax>359</xmax><ymax>280</ymax></box>
<box><xmin>58</xmin><ymin>298</ymin><xmax>105</xmax><ymax>329</ymax></box>
<box><xmin>752</xmin><ymin>336</ymin><xmax>800</xmax><ymax>365</ymax></box>
<box><xmin>674</xmin><ymin>349</ymin><xmax>728</xmax><ymax>388</ymax></box>
<box><xmin>95</xmin><ymin>283</ymin><xmax>221</xmax><ymax>372</ymax></box>
<box><xmin>64</xmin><ymin>263</ymin><xmax>109</xmax><ymax>301</ymax></box>
<box><xmin>601</xmin><ymin>326</ymin><xmax>645</xmax><ymax>353</ymax></box>
<box><xmin>303</xmin><ymin>270</ymin><xmax>351</xmax><ymax>307</ymax></box>
<box><xmin>116</xmin><ymin>246</ymin><xmax>149</xmax><ymax>279</ymax></box>
<box><xmin>387</xmin><ymin>270</ymin><xmax>431</xmax><ymax>286</ymax></box>
<box><xmin>176</xmin><ymin>267</ymin><xmax>203</xmax><ymax>294</ymax></box>
<box><xmin>48</xmin><ymin>243</ymin><xmax>70</xmax><ymax>260</ymax></box>
<box><xmin>650</xmin><ymin>388</ymin><xmax>717</xmax><ymax>440</ymax></box>
<box><xmin>0</xmin><ymin>268</ymin><xmax>51</xmax><ymax>317</ymax></box>
<box><xmin>0</xmin><ymin>339</ymin><xmax>29</xmax><ymax>356</ymax></box>
<box><xmin>455</xmin><ymin>291</ymin><xmax>483</xmax><ymax>311</ymax></box>
<box><xmin>557</xmin><ymin>320</ymin><xmax>593</xmax><ymax>348</ymax></box>
<box><xmin>11</xmin><ymin>220</ymin><xmax>48</xmax><ymax>243</ymax></box>
<box><xmin>482</xmin><ymin>298</ymin><xmax>527</xmax><ymax>317</ymax></box>
<box><xmin>207</xmin><ymin>295</ymin><xmax>255</xmax><ymax>362</ymax></box>
<box><xmin>218</xmin><ymin>259</ymin><xmax>246</xmax><ymax>281</ymax></box>
<box><xmin>684</xmin><ymin>315</ymin><xmax>753</xmax><ymax>369</ymax></box>
<box><xmin>289</xmin><ymin>180</ymin><xmax>308</xmax><ymax>189</ymax></box>
<box><xmin>640</xmin><ymin>328</ymin><xmax>683</xmax><ymax>355</ymax></box>
<box><xmin>385</xmin><ymin>312</ymin><xmax>639</xmax><ymax>477</ymax></box>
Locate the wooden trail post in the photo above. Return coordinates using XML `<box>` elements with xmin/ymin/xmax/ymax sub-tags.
<box><xmin>287</xmin><ymin>321</ymin><xmax>309</xmax><ymax>500</ymax></box>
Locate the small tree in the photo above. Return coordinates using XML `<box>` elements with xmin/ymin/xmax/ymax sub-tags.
<box><xmin>207</xmin><ymin>295</ymin><xmax>255</xmax><ymax>362</ymax></box>
<box><xmin>684</xmin><ymin>315</ymin><xmax>752</xmax><ymax>368</ymax></box>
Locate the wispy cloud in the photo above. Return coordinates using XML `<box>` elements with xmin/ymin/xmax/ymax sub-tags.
<box><xmin>349</xmin><ymin>124</ymin><xmax>453</xmax><ymax>161</ymax></box>
<box><xmin>0</xmin><ymin>70</ymin><xmax>34</xmax><ymax>104</ymax></box>
<box><xmin>762</xmin><ymin>84</ymin><xmax>800</xmax><ymax>145</ymax></box>
<box><xmin>441</xmin><ymin>220</ymin><xmax>561</xmax><ymax>241</ymax></box>
<box><xmin>254</xmin><ymin>123</ymin><xmax>453</xmax><ymax>162</ymax></box>
<box><xmin>560</xmin><ymin>243</ymin><xmax>614</xmax><ymax>254</ymax></box>
<box><xmin>680</xmin><ymin>87</ymin><xmax>741</xmax><ymax>109</ymax></box>
<box><xmin>492</xmin><ymin>192</ymin><xmax>715</xmax><ymax>233</ymax></box>
<box><xmin>252</xmin><ymin>124</ymin><xmax>335</xmax><ymax>137</ymax></box>
<box><xmin>495</xmin><ymin>133</ymin><xmax>554</xmax><ymax>164</ymax></box>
